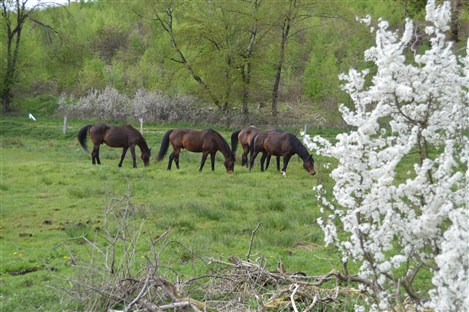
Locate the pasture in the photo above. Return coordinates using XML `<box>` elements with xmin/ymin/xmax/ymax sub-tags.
<box><xmin>0</xmin><ymin>116</ymin><xmax>341</xmax><ymax>311</ymax></box>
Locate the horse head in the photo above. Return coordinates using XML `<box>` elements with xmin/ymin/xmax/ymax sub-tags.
<box><xmin>303</xmin><ymin>154</ymin><xmax>316</xmax><ymax>175</ymax></box>
<box><xmin>141</xmin><ymin>148</ymin><xmax>151</xmax><ymax>167</ymax></box>
<box><xmin>224</xmin><ymin>154</ymin><xmax>235</xmax><ymax>173</ymax></box>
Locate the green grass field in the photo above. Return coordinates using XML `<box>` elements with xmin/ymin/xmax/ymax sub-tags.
<box><xmin>0</xmin><ymin>115</ymin><xmax>343</xmax><ymax>311</ymax></box>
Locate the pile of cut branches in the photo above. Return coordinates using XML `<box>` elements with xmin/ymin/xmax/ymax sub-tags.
<box><xmin>57</xmin><ymin>194</ymin><xmax>366</xmax><ymax>311</ymax></box>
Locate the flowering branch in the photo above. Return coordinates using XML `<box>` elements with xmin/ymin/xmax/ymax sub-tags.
<box><xmin>303</xmin><ymin>1</ymin><xmax>468</xmax><ymax>310</ymax></box>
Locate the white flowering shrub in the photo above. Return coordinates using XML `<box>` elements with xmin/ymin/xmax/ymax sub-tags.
<box><xmin>303</xmin><ymin>1</ymin><xmax>468</xmax><ymax>310</ymax></box>
<box><xmin>73</xmin><ymin>86</ymin><xmax>131</xmax><ymax>120</ymax></box>
<box><xmin>64</xmin><ymin>87</ymin><xmax>213</xmax><ymax>123</ymax></box>
<box><xmin>132</xmin><ymin>89</ymin><xmax>172</xmax><ymax>121</ymax></box>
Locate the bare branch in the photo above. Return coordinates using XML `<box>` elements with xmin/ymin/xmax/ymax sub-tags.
<box><xmin>246</xmin><ymin>222</ymin><xmax>262</xmax><ymax>261</ymax></box>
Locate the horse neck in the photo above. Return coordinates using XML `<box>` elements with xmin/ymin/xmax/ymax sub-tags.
<box><xmin>215</xmin><ymin>134</ymin><xmax>234</xmax><ymax>160</ymax></box>
<box><xmin>137</xmin><ymin>137</ymin><xmax>150</xmax><ymax>152</ymax></box>
<box><xmin>291</xmin><ymin>136</ymin><xmax>310</xmax><ymax>160</ymax></box>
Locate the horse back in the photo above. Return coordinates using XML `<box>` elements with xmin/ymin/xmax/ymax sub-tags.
<box><xmin>93</xmin><ymin>124</ymin><xmax>140</xmax><ymax>148</ymax></box>
<box><xmin>171</xmin><ymin>128</ymin><xmax>204</xmax><ymax>152</ymax></box>
<box><xmin>89</xmin><ymin>124</ymin><xmax>111</xmax><ymax>144</ymax></box>
<box><xmin>264</xmin><ymin>131</ymin><xmax>292</xmax><ymax>156</ymax></box>
<box><xmin>239</xmin><ymin>126</ymin><xmax>261</xmax><ymax>147</ymax></box>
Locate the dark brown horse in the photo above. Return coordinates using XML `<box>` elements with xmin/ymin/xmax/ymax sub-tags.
<box><xmin>78</xmin><ymin>124</ymin><xmax>151</xmax><ymax>168</ymax></box>
<box><xmin>157</xmin><ymin>128</ymin><xmax>235</xmax><ymax>173</ymax></box>
<box><xmin>249</xmin><ymin>130</ymin><xmax>315</xmax><ymax>175</ymax></box>
<box><xmin>231</xmin><ymin>126</ymin><xmax>281</xmax><ymax>169</ymax></box>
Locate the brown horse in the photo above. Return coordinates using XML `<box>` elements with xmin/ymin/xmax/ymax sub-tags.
<box><xmin>231</xmin><ymin>126</ymin><xmax>281</xmax><ymax>169</ymax></box>
<box><xmin>157</xmin><ymin>128</ymin><xmax>235</xmax><ymax>173</ymax></box>
<box><xmin>249</xmin><ymin>130</ymin><xmax>315</xmax><ymax>175</ymax></box>
<box><xmin>78</xmin><ymin>124</ymin><xmax>151</xmax><ymax>168</ymax></box>
<box><xmin>231</xmin><ymin>126</ymin><xmax>262</xmax><ymax>167</ymax></box>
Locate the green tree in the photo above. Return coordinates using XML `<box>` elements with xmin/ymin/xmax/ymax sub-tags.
<box><xmin>270</xmin><ymin>0</ymin><xmax>299</xmax><ymax>117</ymax></box>
<box><xmin>1</xmin><ymin>0</ymin><xmax>56</xmax><ymax>112</ymax></box>
<box><xmin>147</xmin><ymin>1</ymin><xmax>223</xmax><ymax>109</ymax></box>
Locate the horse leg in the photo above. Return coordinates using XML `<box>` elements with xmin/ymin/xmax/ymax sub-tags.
<box><xmin>92</xmin><ymin>145</ymin><xmax>100</xmax><ymax>165</ymax></box>
<box><xmin>168</xmin><ymin>152</ymin><xmax>175</xmax><ymax>170</ymax></box>
<box><xmin>265</xmin><ymin>155</ymin><xmax>271</xmax><ymax>171</ymax></box>
<box><xmin>130</xmin><ymin>145</ymin><xmax>137</xmax><ymax>168</ymax></box>
<box><xmin>118</xmin><ymin>147</ymin><xmax>128</xmax><ymax>167</ymax></box>
<box><xmin>199</xmin><ymin>152</ymin><xmax>209</xmax><ymax>171</ymax></box>
<box><xmin>96</xmin><ymin>146</ymin><xmax>101</xmax><ymax>165</ymax></box>
<box><xmin>242</xmin><ymin>147</ymin><xmax>249</xmax><ymax>167</ymax></box>
<box><xmin>276</xmin><ymin>156</ymin><xmax>281</xmax><ymax>171</ymax></box>
<box><xmin>241</xmin><ymin>152</ymin><xmax>247</xmax><ymax>167</ymax></box>
<box><xmin>174</xmin><ymin>150</ymin><xmax>180</xmax><ymax>169</ymax></box>
<box><xmin>249</xmin><ymin>150</ymin><xmax>259</xmax><ymax>171</ymax></box>
<box><xmin>260</xmin><ymin>153</ymin><xmax>268</xmax><ymax>172</ymax></box>
<box><xmin>281</xmin><ymin>154</ymin><xmax>292</xmax><ymax>176</ymax></box>
<box><xmin>210</xmin><ymin>152</ymin><xmax>216</xmax><ymax>171</ymax></box>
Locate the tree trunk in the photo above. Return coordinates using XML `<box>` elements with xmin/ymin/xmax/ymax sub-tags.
<box><xmin>2</xmin><ymin>0</ymin><xmax>25</xmax><ymax>113</ymax></box>
<box><xmin>2</xmin><ymin>93</ymin><xmax>11</xmax><ymax>113</ymax></box>
<box><xmin>241</xmin><ymin>29</ymin><xmax>256</xmax><ymax>115</ymax></box>
<box><xmin>241</xmin><ymin>0</ymin><xmax>260</xmax><ymax>116</ymax></box>
<box><xmin>272</xmin><ymin>15</ymin><xmax>291</xmax><ymax>117</ymax></box>
<box><xmin>450</xmin><ymin>0</ymin><xmax>463</xmax><ymax>42</ymax></box>
<box><xmin>1</xmin><ymin>1</ymin><xmax>53</xmax><ymax>113</ymax></box>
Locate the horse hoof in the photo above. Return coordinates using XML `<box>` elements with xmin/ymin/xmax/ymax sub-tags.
<box><xmin>281</xmin><ymin>171</ymin><xmax>286</xmax><ymax>176</ymax></box>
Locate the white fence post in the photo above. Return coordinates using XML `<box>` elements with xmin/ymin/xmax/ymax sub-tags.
<box><xmin>63</xmin><ymin>115</ymin><xmax>67</xmax><ymax>134</ymax></box>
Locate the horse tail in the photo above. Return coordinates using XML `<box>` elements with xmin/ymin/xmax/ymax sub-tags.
<box><xmin>249</xmin><ymin>133</ymin><xmax>259</xmax><ymax>158</ymax></box>
<box><xmin>77</xmin><ymin>125</ymin><xmax>92</xmax><ymax>153</ymax></box>
<box><xmin>230</xmin><ymin>129</ymin><xmax>241</xmax><ymax>154</ymax></box>
<box><xmin>157</xmin><ymin>129</ymin><xmax>173</xmax><ymax>161</ymax></box>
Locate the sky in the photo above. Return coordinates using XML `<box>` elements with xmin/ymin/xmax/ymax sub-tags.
<box><xmin>24</xmin><ymin>0</ymin><xmax>74</xmax><ymax>9</ymax></box>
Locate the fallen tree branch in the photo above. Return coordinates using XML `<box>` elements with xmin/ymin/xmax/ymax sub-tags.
<box><xmin>246</xmin><ymin>222</ymin><xmax>263</xmax><ymax>261</ymax></box>
<box><xmin>290</xmin><ymin>283</ymin><xmax>300</xmax><ymax>312</ymax></box>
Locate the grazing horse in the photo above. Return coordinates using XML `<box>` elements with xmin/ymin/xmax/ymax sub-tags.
<box><xmin>249</xmin><ymin>130</ymin><xmax>315</xmax><ymax>175</ymax></box>
<box><xmin>78</xmin><ymin>124</ymin><xmax>151</xmax><ymax>168</ymax></box>
<box><xmin>231</xmin><ymin>126</ymin><xmax>281</xmax><ymax>169</ymax></box>
<box><xmin>157</xmin><ymin>128</ymin><xmax>235</xmax><ymax>173</ymax></box>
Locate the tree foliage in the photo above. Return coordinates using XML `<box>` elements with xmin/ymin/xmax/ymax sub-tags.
<box><xmin>2</xmin><ymin>0</ymin><xmax>467</xmax><ymax>124</ymax></box>
<box><xmin>303</xmin><ymin>0</ymin><xmax>468</xmax><ymax>310</ymax></box>
<box><xmin>1</xmin><ymin>0</ymin><xmax>58</xmax><ymax>112</ymax></box>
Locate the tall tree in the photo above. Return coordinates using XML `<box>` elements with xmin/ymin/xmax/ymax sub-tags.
<box><xmin>240</xmin><ymin>0</ymin><xmax>261</xmax><ymax>115</ymax></box>
<box><xmin>146</xmin><ymin>1</ymin><xmax>222</xmax><ymax>109</ymax></box>
<box><xmin>270</xmin><ymin>0</ymin><xmax>313</xmax><ymax>117</ymax></box>
<box><xmin>271</xmin><ymin>0</ymin><xmax>297</xmax><ymax>117</ymax></box>
<box><xmin>1</xmin><ymin>0</ymin><xmax>56</xmax><ymax>112</ymax></box>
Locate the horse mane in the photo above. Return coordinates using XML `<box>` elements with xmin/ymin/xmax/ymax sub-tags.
<box><xmin>137</xmin><ymin>131</ymin><xmax>150</xmax><ymax>152</ymax></box>
<box><xmin>124</xmin><ymin>125</ymin><xmax>150</xmax><ymax>153</ymax></box>
<box><xmin>139</xmin><ymin>133</ymin><xmax>150</xmax><ymax>152</ymax></box>
<box><xmin>288</xmin><ymin>134</ymin><xmax>311</xmax><ymax>160</ymax></box>
<box><xmin>210</xmin><ymin>129</ymin><xmax>235</xmax><ymax>159</ymax></box>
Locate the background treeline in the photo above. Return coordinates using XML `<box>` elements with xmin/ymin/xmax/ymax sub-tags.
<box><xmin>2</xmin><ymin>0</ymin><xmax>467</xmax><ymax>126</ymax></box>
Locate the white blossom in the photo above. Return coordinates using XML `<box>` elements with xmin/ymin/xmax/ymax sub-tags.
<box><xmin>304</xmin><ymin>0</ymin><xmax>468</xmax><ymax>310</ymax></box>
